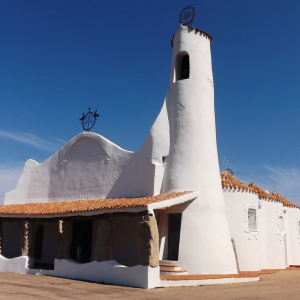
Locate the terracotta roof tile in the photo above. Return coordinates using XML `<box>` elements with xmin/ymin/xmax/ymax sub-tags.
<box><xmin>271</xmin><ymin>192</ymin><xmax>299</xmax><ymax>208</ymax></box>
<box><xmin>220</xmin><ymin>171</ymin><xmax>251</xmax><ymax>192</ymax></box>
<box><xmin>248</xmin><ymin>183</ymin><xmax>277</xmax><ymax>201</ymax></box>
<box><xmin>0</xmin><ymin>192</ymin><xmax>193</xmax><ymax>216</ymax></box>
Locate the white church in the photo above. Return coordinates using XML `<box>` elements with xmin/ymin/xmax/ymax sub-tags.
<box><xmin>0</xmin><ymin>7</ymin><xmax>299</xmax><ymax>289</ymax></box>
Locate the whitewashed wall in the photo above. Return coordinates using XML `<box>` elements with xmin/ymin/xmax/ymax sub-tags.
<box><xmin>155</xmin><ymin>202</ymin><xmax>191</xmax><ymax>261</ymax></box>
<box><xmin>223</xmin><ymin>190</ymin><xmax>261</xmax><ymax>271</ymax></box>
<box><xmin>5</xmin><ymin>133</ymin><xmax>133</xmax><ymax>204</ymax></box>
<box><xmin>106</xmin><ymin>101</ymin><xmax>169</xmax><ymax>198</ymax></box>
<box><xmin>285</xmin><ymin>207</ymin><xmax>300</xmax><ymax>266</ymax></box>
<box><xmin>5</xmin><ymin>101</ymin><xmax>169</xmax><ymax>204</ymax></box>
<box><xmin>259</xmin><ymin>200</ymin><xmax>286</xmax><ymax>269</ymax></box>
<box><xmin>0</xmin><ymin>256</ymin><xmax>160</xmax><ymax>289</ymax></box>
<box><xmin>161</xmin><ymin>24</ymin><xmax>237</xmax><ymax>275</ymax></box>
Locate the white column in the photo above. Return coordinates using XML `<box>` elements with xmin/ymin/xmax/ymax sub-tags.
<box><xmin>161</xmin><ymin>25</ymin><xmax>237</xmax><ymax>274</ymax></box>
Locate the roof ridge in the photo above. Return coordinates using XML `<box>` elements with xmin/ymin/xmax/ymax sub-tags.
<box><xmin>220</xmin><ymin>171</ymin><xmax>251</xmax><ymax>192</ymax></box>
<box><xmin>271</xmin><ymin>191</ymin><xmax>299</xmax><ymax>208</ymax></box>
<box><xmin>248</xmin><ymin>183</ymin><xmax>277</xmax><ymax>201</ymax></box>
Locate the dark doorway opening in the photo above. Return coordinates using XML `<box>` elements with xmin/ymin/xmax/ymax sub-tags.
<box><xmin>33</xmin><ymin>262</ymin><xmax>54</xmax><ymax>270</ymax></box>
<box><xmin>33</xmin><ymin>225</ymin><xmax>44</xmax><ymax>260</ymax></box>
<box><xmin>70</xmin><ymin>220</ymin><xmax>93</xmax><ymax>263</ymax></box>
<box><xmin>168</xmin><ymin>213</ymin><xmax>182</xmax><ymax>261</ymax></box>
<box><xmin>32</xmin><ymin>225</ymin><xmax>55</xmax><ymax>270</ymax></box>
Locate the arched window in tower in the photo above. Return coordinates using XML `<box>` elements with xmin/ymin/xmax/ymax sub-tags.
<box><xmin>174</xmin><ymin>52</ymin><xmax>190</xmax><ymax>82</ymax></box>
<box><xmin>180</xmin><ymin>55</ymin><xmax>190</xmax><ymax>80</ymax></box>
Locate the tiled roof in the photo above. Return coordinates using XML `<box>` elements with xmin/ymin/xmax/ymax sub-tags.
<box><xmin>248</xmin><ymin>183</ymin><xmax>276</xmax><ymax>200</ymax></box>
<box><xmin>0</xmin><ymin>192</ymin><xmax>192</xmax><ymax>216</ymax></box>
<box><xmin>220</xmin><ymin>171</ymin><xmax>251</xmax><ymax>191</ymax></box>
<box><xmin>271</xmin><ymin>192</ymin><xmax>299</xmax><ymax>208</ymax></box>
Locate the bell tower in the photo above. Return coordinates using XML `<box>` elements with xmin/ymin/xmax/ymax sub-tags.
<box><xmin>161</xmin><ymin>19</ymin><xmax>238</xmax><ymax>274</ymax></box>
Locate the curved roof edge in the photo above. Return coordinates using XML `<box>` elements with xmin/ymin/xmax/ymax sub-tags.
<box><xmin>37</xmin><ymin>131</ymin><xmax>133</xmax><ymax>166</ymax></box>
<box><xmin>60</xmin><ymin>131</ymin><xmax>134</xmax><ymax>155</ymax></box>
<box><xmin>247</xmin><ymin>183</ymin><xmax>299</xmax><ymax>209</ymax></box>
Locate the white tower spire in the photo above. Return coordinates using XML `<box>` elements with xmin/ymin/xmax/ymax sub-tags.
<box><xmin>161</xmin><ymin>24</ymin><xmax>238</xmax><ymax>274</ymax></box>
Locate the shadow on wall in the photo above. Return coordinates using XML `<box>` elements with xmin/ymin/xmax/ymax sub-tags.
<box><xmin>46</xmin><ymin>135</ymin><xmax>158</xmax><ymax>201</ymax></box>
<box><xmin>112</xmin><ymin>216</ymin><xmax>143</xmax><ymax>266</ymax></box>
<box><xmin>48</xmin><ymin>137</ymin><xmax>116</xmax><ymax>201</ymax></box>
<box><xmin>107</xmin><ymin>136</ymin><xmax>156</xmax><ymax>198</ymax></box>
<box><xmin>2</xmin><ymin>222</ymin><xmax>22</xmax><ymax>258</ymax></box>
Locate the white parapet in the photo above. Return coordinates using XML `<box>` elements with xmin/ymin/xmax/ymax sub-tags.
<box><xmin>0</xmin><ymin>255</ymin><xmax>29</xmax><ymax>274</ymax></box>
<box><xmin>0</xmin><ymin>256</ymin><xmax>160</xmax><ymax>289</ymax></box>
<box><xmin>52</xmin><ymin>259</ymin><xmax>160</xmax><ymax>289</ymax></box>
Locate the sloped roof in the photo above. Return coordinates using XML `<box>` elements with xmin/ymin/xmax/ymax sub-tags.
<box><xmin>271</xmin><ymin>192</ymin><xmax>299</xmax><ymax>208</ymax></box>
<box><xmin>248</xmin><ymin>183</ymin><xmax>276</xmax><ymax>200</ymax></box>
<box><xmin>248</xmin><ymin>183</ymin><xmax>299</xmax><ymax>209</ymax></box>
<box><xmin>0</xmin><ymin>191</ymin><xmax>194</xmax><ymax>217</ymax></box>
<box><xmin>220</xmin><ymin>171</ymin><xmax>251</xmax><ymax>191</ymax></box>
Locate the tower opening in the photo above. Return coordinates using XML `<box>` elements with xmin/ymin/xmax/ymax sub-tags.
<box><xmin>175</xmin><ymin>52</ymin><xmax>190</xmax><ymax>81</ymax></box>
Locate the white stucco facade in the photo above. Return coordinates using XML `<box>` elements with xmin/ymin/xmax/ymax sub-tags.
<box><xmin>0</xmin><ymin>20</ymin><xmax>299</xmax><ymax>290</ymax></box>
<box><xmin>223</xmin><ymin>186</ymin><xmax>300</xmax><ymax>272</ymax></box>
<box><xmin>5</xmin><ymin>101</ymin><xmax>169</xmax><ymax>205</ymax></box>
<box><xmin>161</xmin><ymin>25</ymin><xmax>238</xmax><ymax>275</ymax></box>
<box><xmin>283</xmin><ymin>207</ymin><xmax>300</xmax><ymax>266</ymax></box>
<box><xmin>259</xmin><ymin>199</ymin><xmax>286</xmax><ymax>269</ymax></box>
<box><xmin>224</xmin><ymin>189</ymin><xmax>261</xmax><ymax>272</ymax></box>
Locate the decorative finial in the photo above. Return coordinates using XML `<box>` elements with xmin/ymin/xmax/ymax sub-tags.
<box><xmin>222</xmin><ymin>156</ymin><xmax>233</xmax><ymax>175</ymax></box>
<box><xmin>79</xmin><ymin>107</ymin><xmax>100</xmax><ymax>132</ymax></box>
<box><xmin>272</xmin><ymin>181</ymin><xmax>277</xmax><ymax>192</ymax></box>
<box><xmin>222</xmin><ymin>156</ymin><xmax>229</xmax><ymax>170</ymax></box>
<box><xmin>250</xmin><ymin>170</ymin><xmax>255</xmax><ymax>183</ymax></box>
<box><xmin>179</xmin><ymin>5</ymin><xmax>196</xmax><ymax>27</ymax></box>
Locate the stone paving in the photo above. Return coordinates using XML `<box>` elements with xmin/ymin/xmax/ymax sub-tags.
<box><xmin>161</xmin><ymin>266</ymin><xmax>300</xmax><ymax>281</ymax></box>
<box><xmin>0</xmin><ymin>269</ymin><xmax>300</xmax><ymax>299</ymax></box>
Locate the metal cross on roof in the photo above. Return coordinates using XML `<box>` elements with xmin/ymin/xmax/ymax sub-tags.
<box><xmin>179</xmin><ymin>5</ymin><xmax>196</xmax><ymax>27</ymax></box>
<box><xmin>79</xmin><ymin>107</ymin><xmax>100</xmax><ymax>132</ymax></box>
<box><xmin>222</xmin><ymin>156</ymin><xmax>233</xmax><ymax>175</ymax></box>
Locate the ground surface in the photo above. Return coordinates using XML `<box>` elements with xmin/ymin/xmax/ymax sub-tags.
<box><xmin>0</xmin><ymin>270</ymin><xmax>300</xmax><ymax>299</ymax></box>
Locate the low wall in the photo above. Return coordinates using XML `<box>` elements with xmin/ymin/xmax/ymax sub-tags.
<box><xmin>52</xmin><ymin>259</ymin><xmax>160</xmax><ymax>289</ymax></box>
<box><xmin>0</xmin><ymin>255</ymin><xmax>29</xmax><ymax>273</ymax></box>
<box><xmin>0</xmin><ymin>256</ymin><xmax>160</xmax><ymax>289</ymax></box>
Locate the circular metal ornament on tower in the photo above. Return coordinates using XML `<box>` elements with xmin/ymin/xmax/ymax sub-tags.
<box><xmin>225</xmin><ymin>168</ymin><xmax>233</xmax><ymax>175</ymax></box>
<box><xmin>179</xmin><ymin>5</ymin><xmax>196</xmax><ymax>27</ymax></box>
<box><xmin>79</xmin><ymin>107</ymin><xmax>100</xmax><ymax>131</ymax></box>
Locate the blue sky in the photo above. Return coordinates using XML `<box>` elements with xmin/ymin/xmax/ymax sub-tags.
<box><xmin>0</xmin><ymin>0</ymin><xmax>300</xmax><ymax>203</ymax></box>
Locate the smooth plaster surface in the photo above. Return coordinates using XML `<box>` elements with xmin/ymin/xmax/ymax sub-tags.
<box><xmin>161</xmin><ymin>25</ymin><xmax>238</xmax><ymax>275</ymax></box>
<box><xmin>224</xmin><ymin>190</ymin><xmax>261</xmax><ymax>271</ymax></box>
<box><xmin>0</xmin><ymin>256</ymin><xmax>160</xmax><ymax>289</ymax></box>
